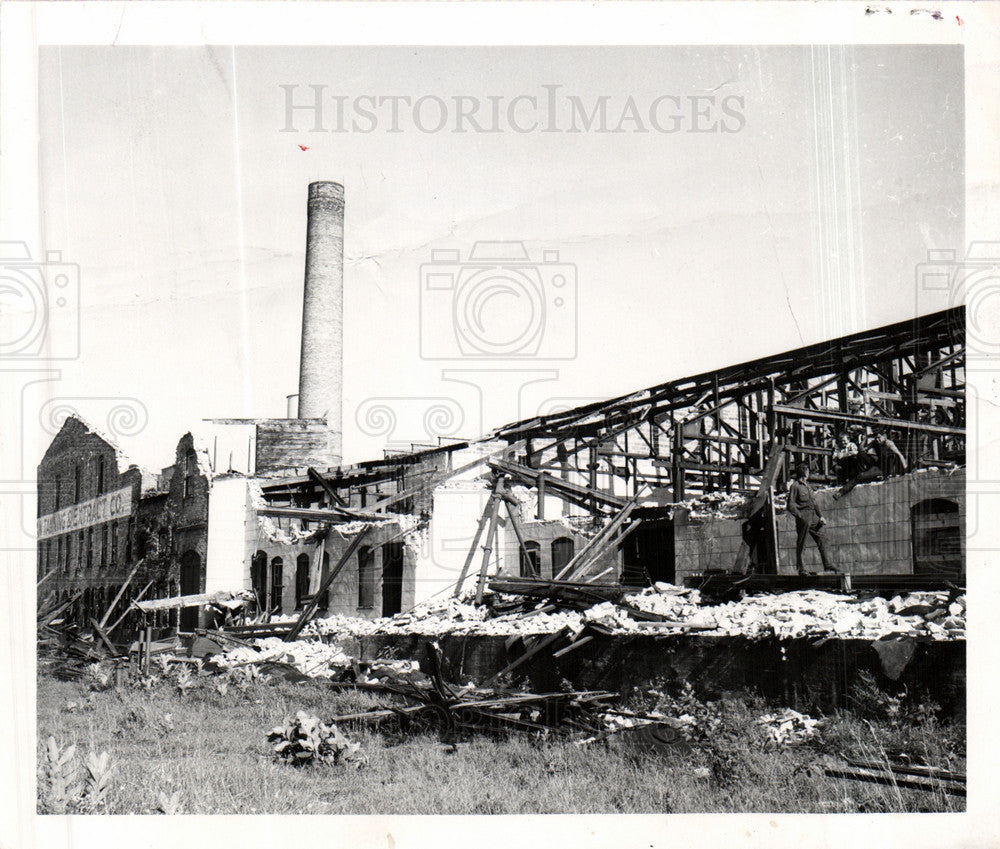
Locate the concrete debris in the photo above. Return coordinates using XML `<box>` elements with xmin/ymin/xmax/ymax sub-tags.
<box><xmin>214</xmin><ymin>637</ymin><xmax>352</xmax><ymax>677</ymax></box>
<box><xmin>757</xmin><ymin>709</ymin><xmax>822</xmax><ymax>746</ymax></box>
<box><xmin>213</xmin><ymin>637</ymin><xmax>422</xmax><ymax>680</ymax></box>
<box><xmin>300</xmin><ymin>585</ymin><xmax>965</xmax><ymax>642</ymax></box>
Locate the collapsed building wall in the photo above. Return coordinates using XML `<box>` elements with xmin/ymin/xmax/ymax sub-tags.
<box><xmin>35</xmin><ymin>416</ymin><xmax>216</xmax><ymax>638</ymax></box>
<box><xmin>247</xmin><ymin>512</ymin><xmax>419</xmax><ymax>620</ymax></box>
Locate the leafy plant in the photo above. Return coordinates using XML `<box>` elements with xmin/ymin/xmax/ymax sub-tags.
<box><xmin>157</xmin><ymin>789</ymin><xmax>184</xmax><ymax>815</ymax></box>
<box><xmin>82</xmin><ymin>751</ymin><xmax>113</xmax><ymax>811</ymax></box>
<box><xmin>267</xmin><ymin>711</ymin><xmax>365</xmax><ymax>768</ymax></box>
<box><xmin>39</xmin><ymin>737</ymin><xmax>113</xmax><ymax>813</ymax></box>
<box><xmin>85</xmin><ymin>662</ymin><xmax>113</xmax><ymax>692</ymax></box>
<box><xmin>174</xmin><ymin>666</ymin><xmax>197</xmax><ymax>696</ymax></box>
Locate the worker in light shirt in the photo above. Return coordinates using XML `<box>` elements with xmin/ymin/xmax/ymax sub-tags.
<box><xmin>786</xmin><ymin>463</ymin><xmax>840</xmax><ymax>575</ymax></box>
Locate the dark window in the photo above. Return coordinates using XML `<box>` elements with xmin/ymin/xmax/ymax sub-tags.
<box><xmin>96</xmin><ymin>456</ymin><xmax>105</xmax><ymax>495</ymax></box>
<box><xmin>110</xmin><ymin>522</ymin><xmax>118</xmax><ymax>566</ymax></box>
<box><xmin>180</xmin><ymin>552</ymin><xmax>201</xmax><ymax>630</ymax></box>
<box><xmin>270</xmin><ymin>558</ymin><xmax>284</xmax><ymax>614</ymax></box>
<box><xmin>183</xmin><ymin>451</ymin><xmax>198</xmax><ymax>500</ymax></box>
<box><xmin>86</xmin><ymin>527</ymin><xmax>93</xmax><ymax>568</ymax></box>
<box><xmin>78</xmin><ymin>530</ymin><xmax>85</xmax><ymax>571</ymax></box>
<box><xmin>551</xmin><ymin>537</ymin><xmax>574</xmax><ymax>577</ymax></box>
<box><xmin>318</xmin><ymin>552</ymin><xmax>330</xmax><ymax>610</ymax></box>
<box><xmin>912</xmin><ymin>499</ymin><xmax>962</xmax><ymax>577</ymax></box>
<box><xmin>54</xmin><ymin>476</ymin><xmax>61</xmax><ymax>510</ymax></box>
<box><xmin>74</xmin><ymin>464</ymin><xmax>81</xmax><ymax>503</ymax></box>
<box><xmin>358</xmin><ymin>546</ymin><xmax>376</xmax><ymax>609</ymax></box>
<box><xmin>126</xmin><ymin>517</ymin><xmax>134</xmax><ymax>561</ymax></box>
<box><xmin>520</xmin><ymin>541</ymin><xmax>541</xmax><ymax>578</ymax></box>
<box><xmin>295</xmin><ymin>553</ymin><xmax>311</xmax><ymax>610</ymax></box>
<box><xmin>100</xmin><ymin>524</ymin><xmax>108</xmax><ymax>566</ymax></box>
<box><xmin>380</xmin><ymin>541</ymin><xmax>404</xmax><ymax>617</ymax></box>
<box><xmin>251</xmin><ymin>551</ymin><xmax>268</xmax><ymax>611</ymax></box>
<box><xmin>58</xmin><ymin>536</ymin><xmax>64</xmax><ymax>572</ymax></box>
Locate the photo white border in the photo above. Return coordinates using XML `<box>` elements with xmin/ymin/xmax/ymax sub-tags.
<box><xmin>2</xmin><ymin>3</ymin><xmax>997</xmax><ymax>848</ymax></box>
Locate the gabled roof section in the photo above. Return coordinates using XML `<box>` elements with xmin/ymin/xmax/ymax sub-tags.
<box><xmin>39</xmin><ymin>413</ymin><xmax>153</xmax><ymax>477</ymax></box>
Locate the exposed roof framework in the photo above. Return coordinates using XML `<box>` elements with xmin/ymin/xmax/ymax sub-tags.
<box><xmin>488</xmin><ymin>307</ymin><xmax>965</xmax><ymax>507</ymax></box>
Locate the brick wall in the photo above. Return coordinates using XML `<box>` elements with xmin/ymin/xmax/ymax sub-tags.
<box><xmin>674</xmin><ymin>468</ymin><xmax>965</xmax><ymax>579</ymax></box>
<box><xmin>245</xmin><ymin>520</ymin><xmax>416</xmax><ymax>619</ymax></box>
<box><xmin>500</xmin><ymin>518</ymin><xmax>616</xmax><ymax>580</ymax></box>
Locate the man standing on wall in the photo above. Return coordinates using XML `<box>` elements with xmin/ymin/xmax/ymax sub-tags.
<box><xmin>787</xmin><ymin>463</ymin><xmax>839</xmax><ymax>575</ymax></box>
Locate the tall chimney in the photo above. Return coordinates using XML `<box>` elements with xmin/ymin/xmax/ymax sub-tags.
<box><xmin>297</xmin><ymin>181</ymin><xmax>344</xmax><ymax>464</ymax></box>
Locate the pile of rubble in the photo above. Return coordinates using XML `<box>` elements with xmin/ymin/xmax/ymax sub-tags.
<box><xmin>299</xmin><ymin>584</ymin><xmax>965</xmax><ymax>643</ymax></box>
<box><xmin>214</xmin><ymin>637</ymin><xmax>354</xmax><ymax>677</ymax></box>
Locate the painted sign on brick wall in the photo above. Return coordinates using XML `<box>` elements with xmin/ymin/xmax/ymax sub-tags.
<box><xmin>37</xmin><ymin>485</ymin><xmax>133</xmax><ymax>539</ymax></box>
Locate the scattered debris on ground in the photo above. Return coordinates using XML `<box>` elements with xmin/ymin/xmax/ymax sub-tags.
<box><xmin>299</xmin><ymin>583</ymin><xmax>965</xmax><ymax>642</ymax></box>
<box><xmin>757</xmin><ymin>708</ymin><xmax>822</xmax><ymax>747</ymax></box>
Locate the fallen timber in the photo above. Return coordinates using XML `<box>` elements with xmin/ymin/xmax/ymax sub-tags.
<box><xmin>323</xmin><ymin>643</ymin><xmax>632</xmax><ymax>742</ymax></box>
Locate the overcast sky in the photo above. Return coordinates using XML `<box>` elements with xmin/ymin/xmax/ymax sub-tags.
<box><xmin>34</xmin><ymin>44</ymin><xmax>963</xmax><ymax>470</ymax></box>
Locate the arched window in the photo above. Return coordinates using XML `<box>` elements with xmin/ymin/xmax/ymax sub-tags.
<box><xmin>295</xmin><ymin>553</ymin><xmax>311</xmax><ymax>610</ymax></box>
<box><xmin>358</xmin><ymin>546</ymin><xmax>376</xmax><ymax>609</ymax></box>
<box><xmin>270</xmin><ymin>557</ymin><xmax>284</xmax><ymax>615</ymax></box>
<box><xmin>551</xmin><ymin>537</ymin><xmax>575</xmax><ymax>577</ymax></box>
<box><xmin>520</xmin><ymin>541</ymin><xmax>541</xmax><ymax>577</ymax></box>
<box><xmin>911</xmin><ymin>499</ymin><xmax>961</xmax><ymax>576</ymax></box>
<box><xmin>251</xmin><ymin>551</ymin><xmax>268</xmax><ymax>611</ymax></box>
<box><xmin>96</xmin><ymin>455</ymin><xmax>105</xmax><ymax>495</ymax></box>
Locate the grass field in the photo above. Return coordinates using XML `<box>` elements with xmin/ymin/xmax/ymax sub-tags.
<box><xmin>36</xmin><ymin>666</ymin><xmax>965</xmax><ymax>815</ymax></box>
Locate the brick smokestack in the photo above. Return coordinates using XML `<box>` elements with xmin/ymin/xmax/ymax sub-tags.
<box><xmin>297</xmin><ymin>181</ymin><xmax>344</xmax><ymax>464</ymax></box>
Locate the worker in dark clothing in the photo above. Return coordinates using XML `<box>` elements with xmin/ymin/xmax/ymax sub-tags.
<box><xmin>871</xmin><ymin>429</ymin><xmax>908</xmax><ymax>477</ymax></box>
<box><xmin>787</xmin><ymin>463</ymin><xmax>838</xmax><ymax>575</ymax></box>
<box><xmin>835</xmin><ymin>429</ymin><xmax>908</xmax><ymax>499</ymax></box>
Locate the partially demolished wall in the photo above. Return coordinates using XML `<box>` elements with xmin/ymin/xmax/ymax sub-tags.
<box><xmin>674</xmin><ymin>467</ymin><xmax>964</xmax><ymax>578</ymax></box>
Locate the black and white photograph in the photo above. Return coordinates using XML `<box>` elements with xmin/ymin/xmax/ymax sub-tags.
<box><xmin>2</xmin><ymin>3</ymin><xmax>998</xmax><ymax>847</ymax></box>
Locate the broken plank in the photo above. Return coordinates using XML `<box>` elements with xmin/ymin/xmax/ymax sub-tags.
<box><xmin>283</xmin><ymin>527</ymin><xmax>372</xmax><ymax>641</ymax></box>
<box><xmin>99</xmin><ymin>558</ymin><xmax>146</xmax><ymax>628</ymax></box>
<box><xmin>552</xmin><ymin>635</ymin><xmax>594</xmax><ymax>658</ymax></box>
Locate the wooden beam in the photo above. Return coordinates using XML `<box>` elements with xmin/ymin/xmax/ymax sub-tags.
<box><xmin>771</xmin><ymin>404</ymin><xmax>964</xmax><ymax>435</ymax></box>
<box><xmin>453</xmin><ymin>476</ymin><xmax>502</xmax><ymax>598</ymax></box>
<box><xmin>490</xmin><ymin>458</ymin><xmax>627</xmax><ymax>509</ymax></box>
<box><xmin>36</xmin><ymin>566</ymin><xmax>59</xmax><ymax>589</ymax></box>
<box><xmin>475</xmin><ymin>480</ymin><xmax>505</xmax><ymax>604</ymax></box>
<box><xmin>553</xmin><ymin>492</ymin><xmax>643</xmax><ymax>581</ymax></box>
<box><xmin>98</xmin><ymin>558</ymin><xmax>145</xmax><ymax>629</ymax></box>
<box><xmin>503</xmin><ymin>497</ymin><xmax>538</xmax><ymax>578</ymax></box>
<box><xmin>283</xmin><ymin>527</ymin><xmax>372</xmax><ymax>642</ymax></box>
<box><xmin>307</xmin><ymin>467</ymin><xmax>348</xmax><ymax>507</ymax></box>
<box><xmin>733</xmin><ymin>439</ymin><xmax>786</xmax><ymax>575</ymax></box>
<box><xmin>479</xmin><ymin>628</ymin><xmax>570</xmax><ymax>689</ymax></box>
<box><xmin>366</xmin><ymin>440</ymin><xmax>522</xmax><ymax>514</ymax></box>
<box><xmin>89</xmin><ymin>618</ymin><xmax>120</xmax><ymax>656</ymax></box>
<box><xmin>107</xmin><ymin>580</ymin><xmax>154</xmax><ymax>634</ymax></box>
